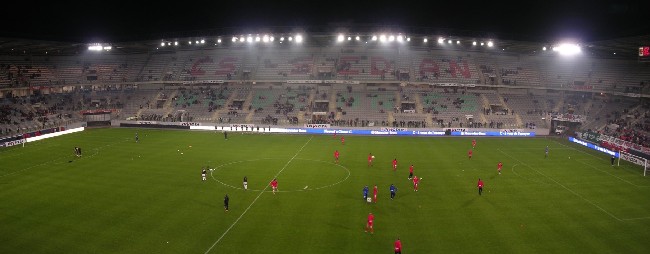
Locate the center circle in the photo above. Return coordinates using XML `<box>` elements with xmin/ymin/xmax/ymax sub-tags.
<box><xmin>210</xmin><ymin>158</ymin><xmax>350</xmax><ymax>192</ymax></box>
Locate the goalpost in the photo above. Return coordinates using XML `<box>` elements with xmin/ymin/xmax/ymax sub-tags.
<box><xmin>618</xmin><ymin>151</ymin><xmax>648</xmax><ymax>176</ymax></box>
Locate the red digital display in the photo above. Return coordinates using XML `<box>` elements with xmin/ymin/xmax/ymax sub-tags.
<box><xmin>640</xmin><ymin>46</ymin><xmax>650</xmax><ymax>57</ymax></box>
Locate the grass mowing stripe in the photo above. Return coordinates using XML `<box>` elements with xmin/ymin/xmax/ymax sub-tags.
<box><xmin>204</xmin><ymin>135</ymin><xmax>313</xmax><ymax>254</ymax></box>
<box><xmin>498</xmin><ymin>148</ymin><xmax>623</xmax><ymax>221</ymax></box>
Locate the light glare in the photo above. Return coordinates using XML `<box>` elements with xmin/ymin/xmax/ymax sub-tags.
<box><xmin>553</xmin><ymin>43</ymin><xmax>581</xmax><ymax>55</ymax></box>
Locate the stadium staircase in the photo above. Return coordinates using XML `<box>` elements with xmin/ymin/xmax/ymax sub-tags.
<box><xmin>552</xmin><ymin>96</ymin><xmax>565</xmax><ymax>113</ymax></box>
<box><xmin>299</xmin><ymin>88</ymin><xmax>317</xmax><ymax>124</ymax></box>
<box><xmin>328</xmin><ymin>86</ymin><xmax>339</xmax><ymax>120</ymax></box>
<box><xmin>413</xmin><ymin>93</ymin><xmax>433</xmax><ymax>126</ymax></box>
<box><xmin>244</xmin><ymin>90</ymin><xmax>254</xmax><ymax>123</ymax></box>
<box><xmin>163</xmin><ymin>90</ymin><xmax>178</xmax><ymax>118</ymax></box>
<box><xmin>414</xmin><ymin>92</ymin><xmax>423</xmax><ymax>113</ymax></box>
<box><xmin>211</xmin><ymin>88</ymin><xmax>237</xmax><ymax>121</ymax></box>
<box><xmin>496</xmin><ymin>94</ymin><xmax>523</xmax><ymax>127</ymax></box>
<box><xmin>478</xmin><ymin>94</ymin><xmax>490</xmax><ymax>123</ymax></box>
<box><xmin>394</xmin><ymin>90</ymin><xmax>402</xmax><ymax>110</ymax></box>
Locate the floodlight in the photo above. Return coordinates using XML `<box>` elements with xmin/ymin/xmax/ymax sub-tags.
<box><xmin>480</xmin><ymin>42</ymin><xmax>484</xmax><ymax>46</ymax></box>
<box><xmin>456</xmin><ymin>40</ymin><xmax>460</xmax><ymax>44</ymax></box>
<box><xmin>448</xmin><ymin>40</ymin><xmax>452</xmax><ymax>44</ymax></box>
<box><xmin>103</xmin><ymin>46</ymin><xmax>111</xmax><ymax>50</ymax></box>
<box><xmin>472</xmin><ymin>41</ymin><xmax>477</xmax><ymax>45</ymax></box>
<box><xmin>167</xmin><ymin>42</ymin><xmax>171</xmax><ymax>46</ymax></box>
<box><xmin>195</xmin><ymin>40</ymin><xmax>199</xmax><ymax>44</ymax></box>
<box><xmin>280</xmin><ymin>37</ymin><xmax>285</xmax><ymax>41</ymax></box>
<box><xmin>379</xmin><ymin>35</ymin><xmax>386</xmax><ymax>42</ymax></box>
<box><xmin>423</xmin><ymin>38</ymin><xmax>428</xmax><ymax>43</ymax></box>
<box><xmin>247</xmin><ymin>37</ymin><xmax>252</xmax><ymax>43</ymax></box>
<box><xmin>542</xmin><ymin>46</ymin><xmax>546</xmax><ymax>51</ymax></box>
<box><xmin>288</xmin><ymin>36</ymin><xmax>293</xmax><ymax>41</ymax></box>
<box><xmin>397</xmin><ymin>36</ymin><xmax>403</xmax><ymax>42</ymax></box>
<box><xmin>88</xmin><ymin>45</ymin><xmax>102</xmax><ymax>51</ymax></box>
<box><xmin>232</xmin><ymin>37</ymin><xmax>237</xmax><ymax>42</ymax></box>
<box><xmin>200</xmin><ymin>39</ymin><xmax>205</xmax><ymax>44</ymax></box>
<box><xmin>372</xmin><ymin>35</ymin><xmax>377</xmax><ymax>41</ymax></box>
<box><xmin>217</xmin><ymin>39</ymin><xmax>222</xmax><ymax>43</ymax></box>
<box><xmin>255</xmin><ymin>36</ymin><xmax>260</xmax><ymax>42</ymax></box>
<box><xmin>438</xmin><ymin>38</ymin><xmax>444</xmax><ymax>44</ymax></box>
<box><xmin>487</xmin><ymin>41</ymin><xmax>494</xmax><ymax>47</ymax></box>
<box><xmin>189</xmin><ymin>41</ymin><xmax>192</xmax><ymax>45</ymax></box>
<box><xmin>337</xmin><ymin>35</ymin><xmax>344</xmax><ymax>42</ymax></box>
<box><xmin>161</xmin><ymin>42</ymin><xmax>165</xmax><ymax>47</ymax></box>
<box><xmin>295</xmin><ymin>35</ymin><xmax>303</xmax><ymax>43</ymax></box>
<box><xmin>174</xmin><ymin>42</ymin><xmax>178</xmax><ymax>46</ymax></box>
<box><xmin>552</xmin><ymin>43</ymin><xmax>581</xmax><ymax>56</ymax></box>
<box><xmin>240</xmin><ymin>36</ymin><xmax>245</xmax><ymax>41</ymax></box>
<box><xmin>389</xmin><ymin>35</ymin><xmax>395</xmax><ymax>42</ymax></box>
<box><xmin>406</xmin><ymin>37</ymin><xmax>410</xmax><ymax>42</ymax></box>
<box><xmin>356</xmin><ymin>36</ymin><xmax>360</xmax><ymax>41</ymax></box>
<box><xmin>347</xmin><ymin>37</ymin><xmax>351</xmax><ymax>41</ymax></box>
<box><xmin>270</xmin><ymin>36</ymin><xmax>274</xmax><ymax>42</ymax></box>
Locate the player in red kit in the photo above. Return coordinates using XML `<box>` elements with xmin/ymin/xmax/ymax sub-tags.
<box><xmin>373</xmin><ymin>185</ymin><xmax>378</xmax><ymax>203</ymax></box>
<box><xmin>341</xmin><ymin>136</ymin><xmax>345</xmax><ymax>145</ymax></box>
<box><xmin>468</xmin><ymin>149</ymin><xmax>473</xmax><ymax>159</ymax></box>
<box><xmin>477</xmin><ymin>178</ymin><xmax>484</xmax><ymax>195</ymax></box>
<box><xmin>408</xmin><ymin>164</ymin><xmax>414</xmax><ymax>180</ymax></box>
<box><xmin>368</xmin><ymin>153</ymin><xmax>374</xmax><ymax>167</ymax></box>
<box><xmin>412</xmin><ymin>175</ymin><xmax>419</xmax><ymax>191</ymax></box>
<box><xmin>392</xmin><ymin>158</ymin><xmax>398</xmax><ymax>171</ymax></box>
<box><xmin>394</xmin><ymin>237</ymin><xmax>402</xmax><ymax>254</ymax></box>
<box><xmin>497</xmin><ymin>161</ymin><xmax>503</xmax><ymax>175</ymax></box>
<box><xmin>334</xmin><ymin>150</ymin><xmax>340</xmax><ymax>164</ymax></box>
<box><xmin>472</xmin><ymin>139</ymin><xmax>477</xmax><ymax>149</ymax></box>
<box><xmin>365</xmin><ymin>212</ymin><xmax>375</xmax><ymax>234</ymax></box>
<box><xmin>270</xmin><ymin>178</ymin><xmax>278</xmax><ymax>195</ymax></box>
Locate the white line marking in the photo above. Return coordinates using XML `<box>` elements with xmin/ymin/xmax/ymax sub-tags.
<box><xmin>621</xmin><ymin>216</ymin><xmax>650</xmax><ymax>221</ymax></box>
<box><xmin>0</xmin><ymin>138</ymin><xmax>128</xmax><ymax>178</ymax></box>
<box><xmin>576</xmin><ymin>160</ymin><xmax>650</xmax><ymax>187</ymax></box>
<box><xmin>510</xmin><ymin>164</ymin><xmax>549</xmax><ymax>185</ymax></box>
<box><xmin>204</xmin><ymin>135</ymin><xmax>313</xmax><ymax>254</ymax></box>
<box><xmin>209</xmin><ymin>158</ymin><xmax>350</xmax><ymax>192</ymax></box>
<box><xmin>498</xmin><ymin>148</ymin><xmax>623</xmax><ymax>221</ymax></box>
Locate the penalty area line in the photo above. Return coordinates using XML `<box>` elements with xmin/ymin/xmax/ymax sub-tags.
<box><xmin>204</xmin><ymin>135</ymin><xmax>313</xmax><ymax>254</ymax></box>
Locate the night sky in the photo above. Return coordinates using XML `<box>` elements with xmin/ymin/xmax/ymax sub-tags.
<box><xmin>1</xmin><ymin>0</ymin><xmax>649</xmax><ymax>43</ymax></box>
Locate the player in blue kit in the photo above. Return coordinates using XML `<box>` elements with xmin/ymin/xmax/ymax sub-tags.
<box><xmin>363</xmin><ymin>186</ymin><xmax>369</xmax><ymax>201</ymax></box>
<box><xmin>390</xmin><ymin>184</ymin><xmax>397</xmax><ymax>200</ymax></box>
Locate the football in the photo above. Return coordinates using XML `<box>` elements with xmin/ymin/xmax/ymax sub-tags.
<box><xmin>372</xmin><ymin>156</ymin><xmax>375</xmax><ymax>159</ymax></box>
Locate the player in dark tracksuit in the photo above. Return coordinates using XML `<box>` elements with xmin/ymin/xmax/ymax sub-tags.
<box><xmin>224</xmin><ymin>194</ymin><xmax>229</xmax><ymax>211</ymax></box>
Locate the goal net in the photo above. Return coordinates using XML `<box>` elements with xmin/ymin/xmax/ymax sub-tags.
<box><xmin>618</xmin><ymin>151</ymin><xmax>648</xmax><ymax>176</ymax></box>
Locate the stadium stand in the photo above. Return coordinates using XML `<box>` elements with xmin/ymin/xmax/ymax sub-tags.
<box><xmin>2</xmin><ymin>35</ymin><xmax>650</xmax><ymax>150</ymax></box>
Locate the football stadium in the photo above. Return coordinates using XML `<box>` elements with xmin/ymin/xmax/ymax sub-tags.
<box><xmin>1</xmin><ymin>2</ymin><xmax>650</xmax><ymax>253</ymax></box>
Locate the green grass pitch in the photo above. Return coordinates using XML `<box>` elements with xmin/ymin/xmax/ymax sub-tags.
<box><xmin>1</xmin><ymin>128</ymin><xmax>649</xmax><ymax>253</ymax></box>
